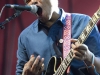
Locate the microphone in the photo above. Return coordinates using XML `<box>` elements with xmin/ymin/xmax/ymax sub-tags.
<box><xmin>5</xmin><ymin>4</ymin><xmax>38</xmax><ymax>13</ymax></box>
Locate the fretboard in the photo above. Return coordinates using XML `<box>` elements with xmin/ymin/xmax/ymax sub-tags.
<box><xmin>54</xmin><ymin>8</ymin><xmax>100</xmax><ymax>75</ymax></box>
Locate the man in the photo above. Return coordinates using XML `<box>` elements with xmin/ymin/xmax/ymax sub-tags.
<box><xmin>16</xmin><ymin>0</ymin><xmax>100</xmax><ymax>75</ymax></box>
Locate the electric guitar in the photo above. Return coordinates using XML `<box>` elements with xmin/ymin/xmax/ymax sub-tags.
<box><xmin>45</xmin><ymin>7</ymin><xmax>100</xmax><ymax>75</ymax></box>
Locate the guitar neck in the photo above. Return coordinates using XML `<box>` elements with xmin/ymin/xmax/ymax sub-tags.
<box><xmin>78</xmin><ymin>12</ymin><xmax>100</xmax><ymax>44</ymax></box>
<box><xmin>55</xmin><ymin>8</ymin><xmax>100</xmax><ymax>75</ymax></box>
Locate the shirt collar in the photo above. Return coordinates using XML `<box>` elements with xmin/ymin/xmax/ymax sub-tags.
<box><xmin>58</xmin><ymin>8</ymin><xmax>68</xmax><ymax>26</ymax></box>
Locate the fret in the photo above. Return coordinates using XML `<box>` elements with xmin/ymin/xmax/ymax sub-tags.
<box><xmin>97</xmin><ymin>12</ymin><xmax>100</xmax><ymax>17</ymax></box>
<box><xmin>55</xmin><ymin>67</ymin><xmax>62</xmax><ymax>75</ymax></box>
<box><xmin>94</xmin><ymin>13</ymin><xmax>100</xmax><ymax>19</ymax></box>
<box><xmin>65</xmin><ymin>55</ymin><xmax>72</xmax><ymax>65</ymax></box>
<box><xmin>69</xmin><ymin>51</ymin><xmax>73</xmax><ymax>58</ymax></box>
<box><xmin>80</xmin><ymin>33</ymin><xmax>85</xmax><ymax>40</ymax></box>
<box><xmin>64</xmin><ymin>59</ymin><xmax>68</xmax><ymax>66</ymax></box>
<box><xmin>62</xmin><ymin>63</ymin><xmax>66</xmax><ymax>69</ymax></box>
<box><xmin>92</xmin><ymin>15</ymin><xmax>97</xmax><ymax>23</ymax></box>
<box><xmin>70</xmin><ymin>50</ymin><xmax>73</xmax><ymax>57</ymax></box>
<box><xmin>59</xmin><ymin>66</ymin><xmax>64</xmax><ymax>73</ymax></box>
<box><xmin>55</xmin><ymin>57</ymin><xmax>72</xmax><ymax>75</ymax></box>
<box><xmin>89</xmin><ymin>21</ymin><xmax>93</xmax><ymax>27</ymax></box>
<box><xmin>84</xmin><ymin>29</ymin><xmax>88</xmax><ymax>36</ymax></box>
<box><xmin>92</xmin><ymin>14</ymin><xmax>100</xmax><ymax>23</ymax></box>
<box><xmin>86</xmin><ymin>25</ymin><xmax>91</xmax><ymax>32</ymax></box>
<box><xmin>56</xmin><ymin>65</ymin><xmax>64</xmax><ymax>75</ymax></box>
<box><xmin>78</xmin><ymin>37</ymin><xmax>83</xmax><ymax>44</ymax></box>
<box><xmin>66</xmin><ymin>54</ymin><xmax>71</xmax><ymax>60</ymax></box>
<box><xmin>64</xmin><ymin>58</ymin><xmax>69</xmax><ymax>66</ymax></box>
<box><xmin>88</xmin><ymin>24</ymin><xmax>92</xmax><ymax>29</ymax></box>
<box><xmin>64</xmin><ymin>56</ymin><xmax>69</xmax><ymax>64</ymax></box>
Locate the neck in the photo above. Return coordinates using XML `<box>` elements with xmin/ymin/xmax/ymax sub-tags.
<box><xmin>45</xmin><ymin>8</ymin><xmax>60</xmax><ymax>28</ymax></box>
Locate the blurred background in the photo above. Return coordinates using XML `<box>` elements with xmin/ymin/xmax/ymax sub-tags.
<box><xmin>0</xmin><ymin>0</ymin><xmax>100</xmax><ymax>75</ymax></box>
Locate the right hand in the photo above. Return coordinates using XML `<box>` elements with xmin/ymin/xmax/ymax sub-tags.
<box><xmin>22</xmin><ymin>55</ymin><xmax>44</xmax><ymax>75</ymax></box>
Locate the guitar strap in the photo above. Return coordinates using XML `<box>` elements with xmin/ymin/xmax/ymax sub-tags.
<box><xmin>63</xmin><ymin>13</ymin><xmax>71</xmax><ymax>59</ymax></box>
<box><xmin>63</xmin><ymin>13</ymin><xmax>71</xmax><ymax>73</ymax></box>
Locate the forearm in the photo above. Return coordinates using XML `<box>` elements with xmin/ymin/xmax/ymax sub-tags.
<box><xmin>94</xmin><ymin>56</ymin><xmax>100</xmax><ymax>73</ymax></box>
<box><xmin>85</xmin><ymin>55</ymin><xmax>100</xmax><ymax>74</ymax></box>
<box><xmin>84</xmin><ymin>51</ymin><xmax>100</xmax><ymax>74</ymax></box>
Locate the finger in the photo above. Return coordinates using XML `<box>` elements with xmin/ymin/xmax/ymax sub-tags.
<box><xmin>71</xmin><ymin>39</ymin><xmax>78</xmax><ymax>43</ymax></box>
<box><xmin>74</xmin><ymin>41</ymin><xmax>80</xmax><ymax>48</ymax></box>
<box><xmin>73</xmin><ymin>54</ymin><xmax>83</xmax><ymax>61</ymax></box>
<box><xmin>71</xmin><ymin>42</ymin><xmax>80</xmax><ymax>49</ymax></box>
<box><xmin>73</xmin><ymin>49</ymin><xmax>82</xmax><ymax>57</ymax></box>
<box><xmin>38</xmin><ymin>63</ymin><xmax>44</xmax><ymax>75</ymax></box>
<box><xmin>72</xmin><ymin>43</ymin><xmax>86</xmax><ymax>50</ymax></box>
<box><xmin>71</xmin><ymin>43</ymin><xmax>76</xmax><ymax>49</ymax></box>
<box><xmin>73</xmin><ymin>44</ymin><xmax>88</xmax><ymax>56</ymax></box>
<box><xmin>30</xmin><ymin>55</ymin><xmax>34</xmax><ymax>59</ymax></box>
<box><xmin>73</xmin><ymin>46</ymin><xmax>86</xmax><ymax>56</ymax></box>
<box><xmin>27</xmin><ymin>55</ymin><xmax>35</xmax><ymax>67</ymax></box>
<box><xmin>38</xmin><ymin>58</ymin><xmax>44</xmax><ymax>70</ymax></box>
<box><xmin>36</xmin><ymin>57</ymin><xmax>44</xmax><ymax>72</ymax></box>
<box><xmin>71</xmin><ymin>39</ymin><xmax>80</xmax><ymax>49</ymax></box>
<box><xmin>78</xmin><ymin>44</ymin><xmax>88</xmax><ymax>50</ymax></box>
<box><xmin>41</xmin><ymin>63</ymin><xmax>44</xmax><ymax>71</ymax></box>
<box><xmin>39</xmin><ymin>58</ymin><xmax>44</xmax><ymax>71</ymax></box>
<box><xmin>31</xmin><ymin>55</ymin><xmax>41</xmax><ymax>71</ymax></box>
<box><xmin>24</xmin><ymin>55</ymin><xmax>35</xmax><ymax>70</ymax></box>
<box><xmin>73</xmin><ymin>50</ymin><xmax>85</xmax><ymax>60</ymax></box>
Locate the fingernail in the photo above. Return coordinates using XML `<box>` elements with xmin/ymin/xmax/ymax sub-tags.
<box><xmin>37</xmin><ymin>55</ymin><xmax>40</xmax><ymax>58</ymax></box>
<box><xmin>42</xmin><ymin>58</ymin><xmax>44</xmax><ymax>61</ymax></box>
<box><xmin>30</xmin><ymin>55</ymin><xmax>34</xmax><ymax>58</ymax></box>
<box><xmin>42</xmin><ymin>64</ymin><xmax>44</xmax><ymax>67</ymax></box>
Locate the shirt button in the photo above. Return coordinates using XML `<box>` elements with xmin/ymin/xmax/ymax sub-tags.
<box><xmin>59</xmin><ymin>39</ymin><xmax>64</xmax><ymax>43</ymax></box>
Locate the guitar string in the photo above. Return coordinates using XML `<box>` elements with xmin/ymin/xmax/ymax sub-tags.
<box><xmin>55</xmin><ymin>50</ymin><xmax>73</xmax><ymax>75</ymax></box>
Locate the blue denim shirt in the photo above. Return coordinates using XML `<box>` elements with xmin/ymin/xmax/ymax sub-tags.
<box><xmin>16</xmin><ymin>9</ymin><xmax>100</xmax><ymax>75</ymax></box>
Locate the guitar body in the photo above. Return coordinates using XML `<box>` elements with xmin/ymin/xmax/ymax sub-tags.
<box><xmin>44</xmin><ymin>56</ymin><xmax>95</xmax><ymax>75</ymax></box>
<box><xmin>44</xmin><ymin>56</ymin><xmax>62</xmax><ymax>75</ymax></box>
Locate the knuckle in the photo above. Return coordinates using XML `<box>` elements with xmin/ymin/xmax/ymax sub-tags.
<box><xmin>23</xmin><ymin>67</ymin><xmax>30</xmax><ymax>72</ymax></box>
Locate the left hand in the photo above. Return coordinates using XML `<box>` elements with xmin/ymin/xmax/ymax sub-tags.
<box><xmin>71</xmin><ymin>39</ymin><xmax>94</xmax><ymax>65</ymax></box>
<box><xmin>22</xmin><ymin>55</ymin><xmax>44</xmax><ymax>75</ymax></box>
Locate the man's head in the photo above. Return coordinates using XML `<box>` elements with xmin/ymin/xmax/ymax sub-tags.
<box><xmin>24</xmin><ymin>0</ymin><xmax>59</xmax><ymax>24</ymax></box>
